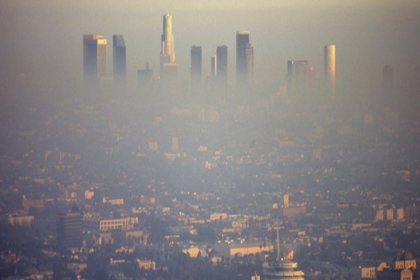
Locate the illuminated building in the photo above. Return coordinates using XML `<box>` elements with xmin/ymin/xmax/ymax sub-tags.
<box><xmin>236</xmin><ymin>31</ymin><xmax>254</xmax><ymax>82</ymax></box>
<box><xmin>211</xmin><ymin>55</ymin><xmax>217</xmax><ymax>77</ymax></box>
<box><xmin>83</xmin><ymin>34</ymin><xmax>107</xmax><ymax>79</ymax></box>
<box><xmin>324</xmin><ymin>44</ymin><xmax>336</xmax><ymax>95</ymax></box>
<box><xmin>113</xmin><ymin>34</ymin><xmax>126</xmax><ymax>80</ymax></box>
<box><xmin>160</xmin><ymin>14</ymin><xmax>177</xmax><ymax>78</ymax></box>
<box><xmin>99</xmin><ymin>217</ymin><xmax>139</xmax><ymax>232</ymax></box>
<box><xmin>191</xmin><ymin>46</ymin><xmax>202</xmax><ymax>81</ymax></box>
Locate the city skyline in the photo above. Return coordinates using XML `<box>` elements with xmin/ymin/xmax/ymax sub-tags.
<box><xmin>3</xmin><ymin>0</ymin><xmax>419</xmax><ymax>95</ymax></box>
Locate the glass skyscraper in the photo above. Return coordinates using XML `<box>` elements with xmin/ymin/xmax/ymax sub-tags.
<box><xmin>160</xmin><ymin>14</ymin><xmax>176</xmax><ymax>78</ymax></box>
<box><xmin>236</xmin><ymin>32</ymin><xmax>254</xmax><ymax>82</ymax></box>
<box><xmin>113</xmin><ymin>35</ymin><xmax>126</xmax><ymax>81</ymax></box>
<box><xmin>83</xmin><ymin>34</ymin><xmax>107</xmax><ymax>80</ymax></box>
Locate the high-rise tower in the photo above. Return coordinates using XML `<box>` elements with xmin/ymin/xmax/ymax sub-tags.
<box><xmin>216</xmin><ymin>45</ymin><xmax>228</xmax><ymax>81</ymax></box>
<box><xmin>191</xmin><ymin>46</ymin><xmax>202</xmax><ymax>82</ymax></box>
<box><xmin>83</xmin><ymin>34</ymin><xmax>107</xmax><ymax>79</ymax></box>
<box><xmin>324</xmin><ymin>44</ymin><xmax>336</xmax><ymax>95</ymax></box>
<box><xmin>236</xmin><ymin>32</ymin><xmax>254</xmax><ymax>82</ymax></box>
<box><xmin>211</xmin><ymin>55</ymin><xmax>217</xmax><ymax>78</ymax></box>
<box><xmin>160</xmin><ymin>14</ymin><xmax>176</xmax><ymax>78</ymax></box>
<box><xmin>57</xmin><ymin>212</ymin><xmax>83</xmax><ymax>252</ymax></box>
<box><xmin>113</xmin><ymin>35</ymin><xmax>126</xmax><ymax>81</ymax></box>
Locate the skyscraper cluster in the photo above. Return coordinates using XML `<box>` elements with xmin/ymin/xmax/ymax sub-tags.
<box><xmin>83</xmin><ymin>34</ymin><xmax>126</xmax><ymax>81</ymax></box>
<box><xmin>82</xmin><ymin>14</ymin><xmax>337</xmax><ymax>97</ymax></box>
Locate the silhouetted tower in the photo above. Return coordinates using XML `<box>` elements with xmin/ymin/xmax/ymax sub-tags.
<box><xmin>236</xmin><ymin>32</ymin><xmax>254</xmax><ymax>82</ymax></box>
<box><xmin>191</xmin><ymin>46</ymin><xmax>202</xmax><ymax>82</ymax></box>
<box><xmin>113</xmin><ymin>35</ymin><xmax>126</xmax><ymax>81</ymax></box>
<box><xmin>216</xmin><ymin>45</ymin><xmax>228</xmax><ymax>81</ymax></box>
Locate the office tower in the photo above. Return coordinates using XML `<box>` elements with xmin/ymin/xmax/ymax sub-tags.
<box><xmin>287</xmin><ymin>60</ymin><xmax>308</xmax><ymax>95</ymax></box>
<box><xmin>113</xmin><ymin>35</ymin><xmax>126</xmax><ymax>80</ymax></box>
<box><xmin>211</xmin><ymin>56</ymin><xmax>217</xmax><ymax>77</ymax></box>
<box><xmin>83</xmin><ymin>34</ymin><xmax>107</xmax><ymax>79</ymax></box>
<box><xmin>57</xmin><ymin>212</ymin><xmax>83</xmax><ymax>252</ymax></box>
<box><xmin>216</xmin><ymin>45</ymin><xmax>228</xmax><ymax>80</ymax></box>
<box><xmin>383</xmin><ymin>65</ymin><xmax>394</xmax><ymax>93</ymax></box>
<box><xmin>160</xmin><ymin>14</ymin><xmax>177</xmax><ymax>78</ymax></box>
<box><xmin>236</xmin><ymin>32</ymin><xmax>254</xmax><ymax>81</ymax></box>
<box><xmin>191</xmin><ymin>46</ymin><xmax>202</xmax><ymax>81</ymax></box>
<box><xmin>324</xmin><ymin>44</ymin><xmax>336</xmax><ymax>94</ymax></box>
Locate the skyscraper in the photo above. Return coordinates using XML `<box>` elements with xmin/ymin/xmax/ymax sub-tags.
<box><xmin>113</xmin><ymin>35</ymin><xmax>126</xmax><ymax>80</ymax></box>
<box><xmin>160</xmin><ymin>14</ymin><xmax>176</xmax><ymax>78</ymax></box>
<box><xmin>324</xmin><ymin>44</ymin><xmax>336</xmax><ymax>95</ymax></box>
<box><xmin>236</xmin><ymin>32</ymin><xmax>254</xmax><ymax>82</ymax></box>
<box><xmin>190</xmin><ymin>46</ymin><xmax>202</xmax><ymax>81</ymax></box>
<box><xmin>211</xmin><ymin>55</ymin><xmax>217</xmax><ymax>78</ymax></box>
<box><xmin>83</xmin><ymin>34</ymin><xmax>107</xmax><ymax>79</ymax></box>
<box><xmin>216</xmin><ymin>45</ymin><xmax>228</xmax><ymax>81</ymax></box>
<box><xmin>57</xmin><ymin>212</ymin><xmax>83</xmax><ymax>252</ymax></box>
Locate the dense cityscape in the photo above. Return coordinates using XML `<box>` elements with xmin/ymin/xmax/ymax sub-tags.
<box><xmin>1</xmin><ymin>3</ymin><xmax>420</xmax><ymax>280</ymax></box>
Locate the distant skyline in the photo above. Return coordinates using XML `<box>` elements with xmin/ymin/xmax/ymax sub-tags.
<box><xmin>1</xmin><ymin>0</ymin><xmax>420</xmax><ymax>94</ymax></box>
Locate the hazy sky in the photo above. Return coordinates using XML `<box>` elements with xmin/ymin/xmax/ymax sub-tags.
<box><xmin>1</xmin><ymin>0</ymin><xmax>420</xmax><ymax>92</ymax></box>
